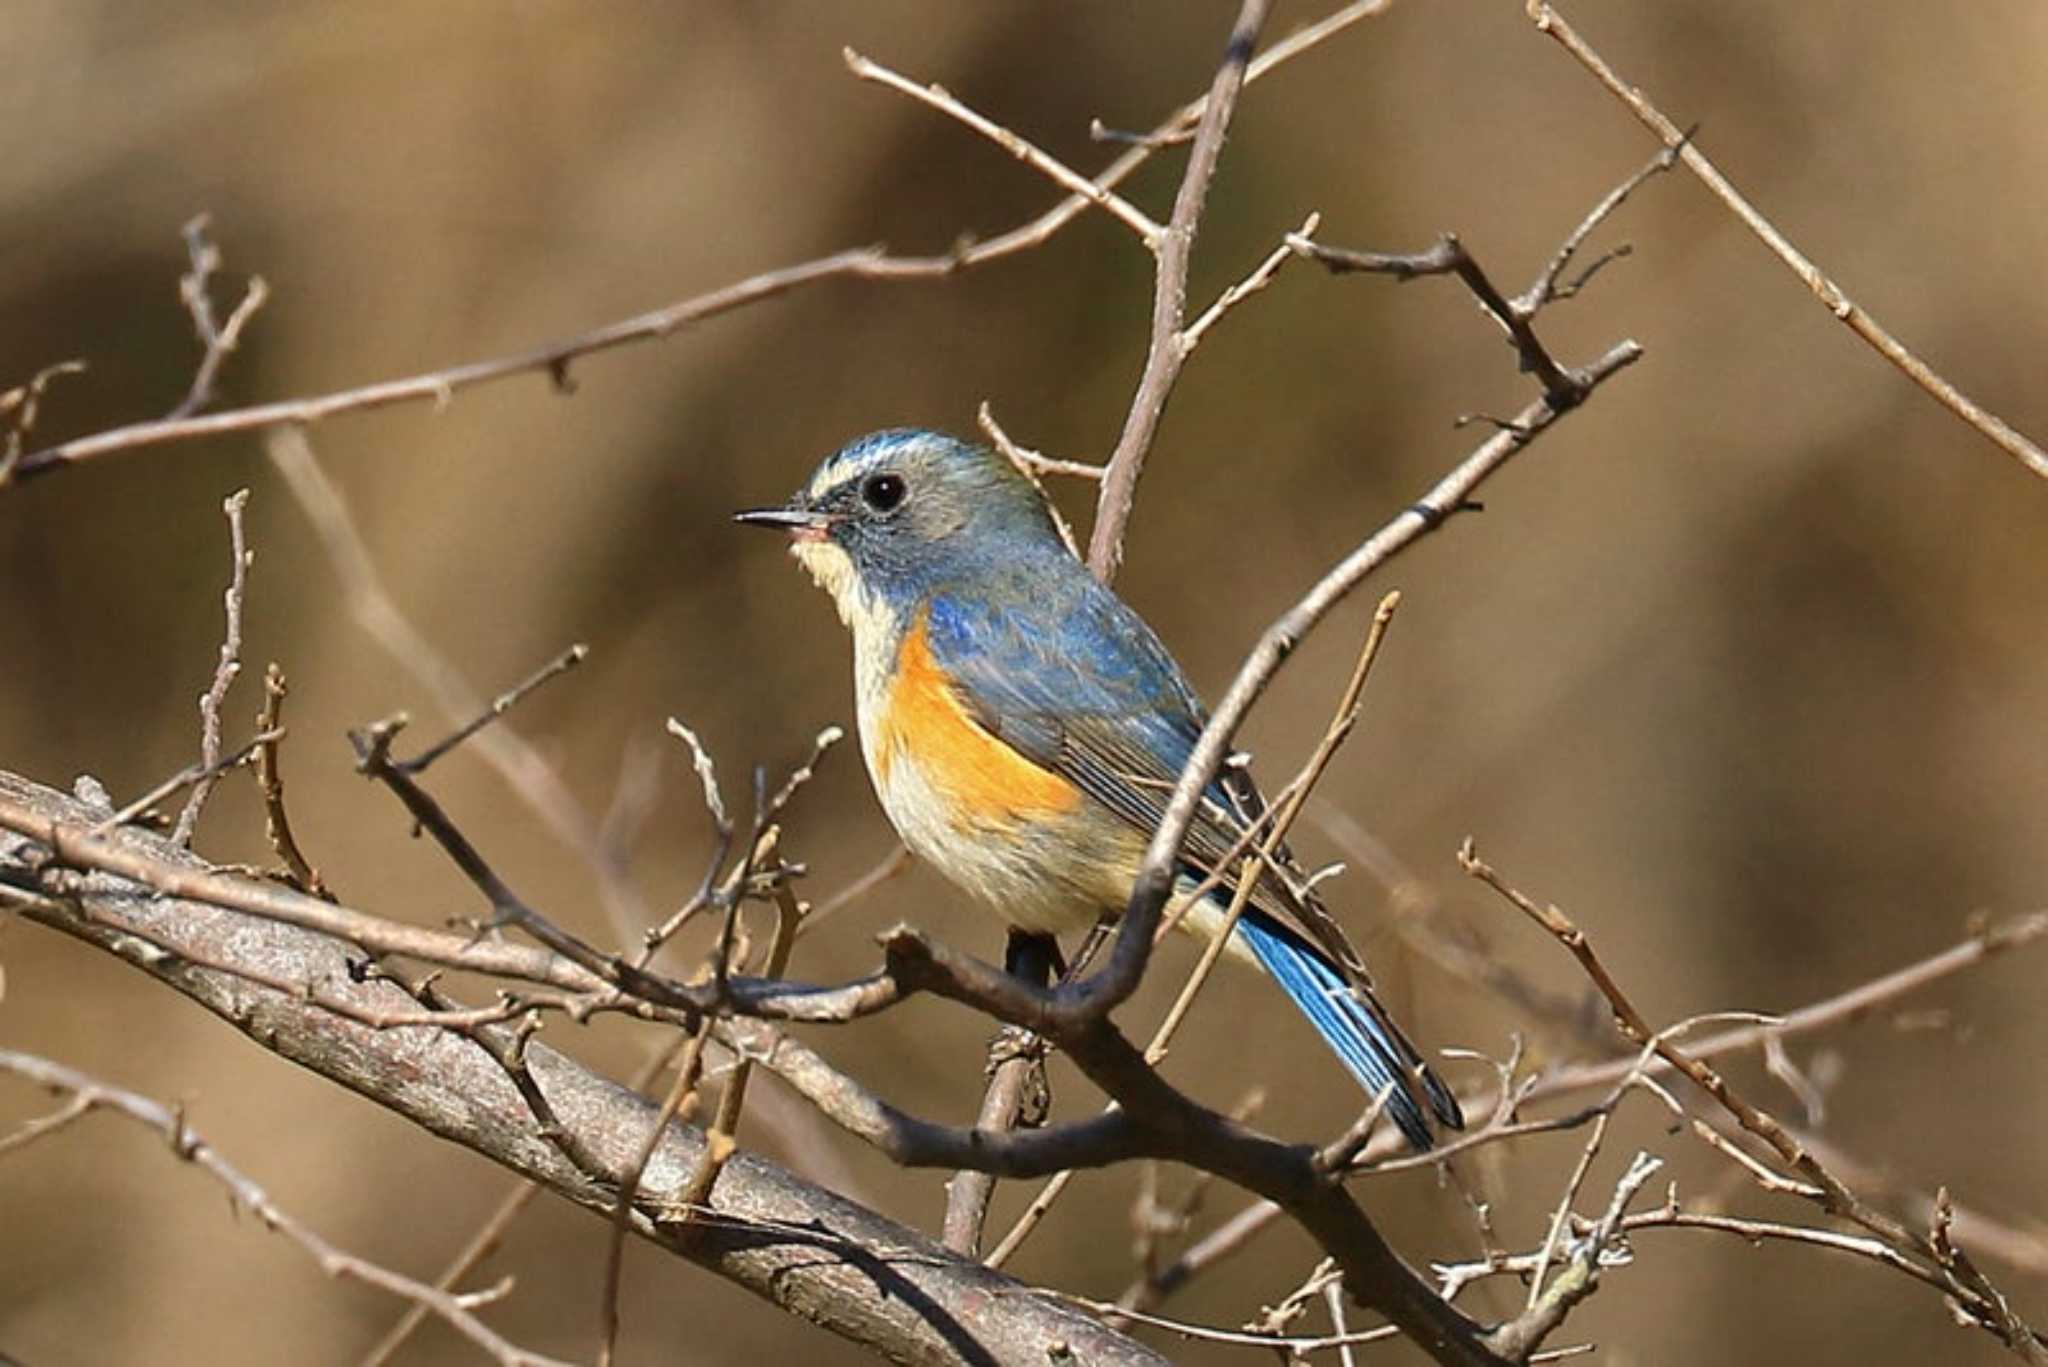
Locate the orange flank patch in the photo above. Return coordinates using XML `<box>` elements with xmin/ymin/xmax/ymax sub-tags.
<box><xmin>875</xmin><ymin>613</ymin><xmax>1080</xmax><ymax>827</ymax></box>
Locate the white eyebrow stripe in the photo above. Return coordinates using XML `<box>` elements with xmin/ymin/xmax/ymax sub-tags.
<box><xmin>805</xmin><ymin>459</ymin><xmax>864</xmax><ymax>502</ymax></box>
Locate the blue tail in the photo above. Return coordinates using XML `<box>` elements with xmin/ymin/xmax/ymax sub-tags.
<box><xmin>1235</xmin><ymin>908</ymin><xmax>1461</xmax><ymax>1151</ymax></box>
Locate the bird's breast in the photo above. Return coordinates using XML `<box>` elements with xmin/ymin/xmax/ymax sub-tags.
<box><xmin>856</xmin><ymin>609</ymin><xmax>1126</xmax><ymax>932</ymax></box>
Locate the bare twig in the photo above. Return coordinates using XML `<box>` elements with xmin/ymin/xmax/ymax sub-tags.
<box><xmin>169</xmin><ymin>215</ymin><xmax>270</xmax><ymax>420</ymax></box>
<box><xmin>1462</xmin><ymin>841</ymin><xmax>2048</xmax><ymax>1359</ymax></box>
<box><xmin>0</xmin><ymin>1092</ymin><xmax>92</xmax><ymax>1158</ymax></box>
<box><xmin>402</xmin><ymin>644</ymin><xmax>590</xmax><ymax>777</ymax></box>
<box><xmin>172</xmin><ymin>488</ymin><xmax>252</xmax><ymax>844</ymax></box>
<box><xmin>12</xmin><ymin>4</ymin><xmax>1390</xmax><ymax>487</ymax></box>
<box><xmin>1525</xmin><ymin>0</ymin><xmax>2048</xmax><ymax>482</ymax></box>
<box><xmin>1290</xmin><ymin>139</ymin><xmax>1681</xmax><ymax>410</ymax></box>
<box><xmin>943</xmin><ymin>932</ymin><xmax>1058</xmax><ymax>1257</ymax></box>
<box><xmin>357</xmin><ymin>1179</ymin><xmax>544</xmax><ymax>1367</ymax></box>
<box><xmin>255</xmin><ymin>664</ymin><xmax>330</xmax><ymax>898</ymax></box>
<box><xmin>796</xmin><ymin>847</ymin><xmax>912</xmax><ymax>942</ymax></box>
<box><xmin>1124</xmin><ymin>908</ymin><xmax>2048</xmax><ymax>1318</ymax></box>
<box><xmin>1088</xmin><ymin>0</ymin><xmax>1274</xmax><ymax>581</ymax></box>
<box><xmin>978</xmin><ymin>404</ymin><xmax>1088</xmax><ymax>559</ymax></box>
<box><xmin>0</xmin><ymin>1049</ymin><xmax>565</xmax><ymax>1367</ymax></box>
<box><xmin>1181</xmin><ymin>212</ymin><xmax>1321</xmax><ymax>352</ymax></box>
<box><xmin>0</xmin><ymin>359</ymin><xmax>86</xmax><ymax>486</ymax></box>
<box><xmin>1477</xmin><ymin>1151</ymin><xmax>1664</xmax><ymax>1362</ymax></box>
<box><xmin>845</xmin><ymin>50</ymin><xmax>1163</xmax><ymax>246</ymax></box>
<box><xmin>977</xmin><ymin>403</ymin><xmax>1106</xmax><ymax>483</ymax></box>
<box><xmin>265</xmin><ymin>426</ymin><xmax>648</xmax><ymax>929</ymax></box>
<box><xmin>670</xmin><ymin>832</ymin><xmax>806</xmax><ymax>1227</ymax></box>
<box><xmin>598</xmin><ymin>1023</ymin><xmax>713</xmax><ymax>1367</ymax></box>
<box><xmin>91</xmin><ymin>728</ymin><xmax>283</xmax><ymax>839</ymax></box>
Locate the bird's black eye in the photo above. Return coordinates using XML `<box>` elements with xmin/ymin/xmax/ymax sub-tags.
<box><xmin>861</xmin><ymin>472</ymin><xmax>907</xmax><ymax>513</ymax></box>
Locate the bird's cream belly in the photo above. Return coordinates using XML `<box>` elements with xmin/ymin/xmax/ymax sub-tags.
<box><xmin>864</xmin><ymin>721</ymin><xmax>1258</xmax><ymax>964</ymax></box>
<box><xmin>867</xmin><ymin>728</ymin><xmax>1116</xmax><ymax>935</ymax></box>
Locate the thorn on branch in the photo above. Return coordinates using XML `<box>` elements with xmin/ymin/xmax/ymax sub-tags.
<box><xmin>1089</xmin><ymin>118</ymin><xmax>1191</xmax><ymax>149</ymax></box>
<box><xmin>1408</xmin><ymin>498</ymin><xmax>1486</xmax><ymax>532</ymax></box>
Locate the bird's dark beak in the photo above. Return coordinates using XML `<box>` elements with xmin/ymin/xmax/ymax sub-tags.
<box><xmin>734</xmin><ymin>506</ymin><xmax>832</xmax><ymax>543</ymax></box>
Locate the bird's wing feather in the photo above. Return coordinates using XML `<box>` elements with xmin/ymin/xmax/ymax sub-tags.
<box><xmin>922</xmin><ymin>578</ymin><xmax>1463</xmax><ymax>1139</ymax></box>
<box><xmin>922</xmin><ymin>582</ymin><xmax>1352</xmax><ymax>965</ymax></box>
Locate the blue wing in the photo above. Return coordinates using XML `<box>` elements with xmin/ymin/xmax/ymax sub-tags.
<box><xmin>921</xmin><ymin>569</ymin><xmax>1461</xmax><ymax>1149</ymax></box>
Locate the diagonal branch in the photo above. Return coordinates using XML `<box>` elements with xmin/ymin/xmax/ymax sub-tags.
<box><xmin>9</xmin><ymin>4</ymin><xmax>1391</xmax><ymax>487</ymax></box>
<box><xmin>1525</xmin><ymin>0</ymin><xmax>2048</xmax><ymax>483</ymax></box>
<box><xmin>0</xmin><ymin>1048</ymin><xmax>564</xmax><ymax>1367</ymax></box>
<box><xmin>1460</xmin><ymin>840</ymin><xmax>2048</xmax><ymax>1361</ymax></box>
<box><xmin>1087</xmin><ymin>0</ymin><xmax>1273</xmax><ymax>581</ymax></box>
<box><xmin>0</xmin><ymin>769</ymin><xmax>1170</xmax><ymax>1367</ymax></box>
<box><xmin>845</xmin><ymin>51</ymin><xmax>1164</xmax><ymax>246</ymax></box>
<box><xmin>1059</xmin><ymin>337</ymin><xmax>1640</xmax><ymax>1031</ymax></box>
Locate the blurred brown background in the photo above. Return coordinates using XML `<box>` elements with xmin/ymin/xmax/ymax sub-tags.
<box><xmin>3</xmin><ymin>3</ymin><xmax>2045</xmax><ymax>1364</ymax></box>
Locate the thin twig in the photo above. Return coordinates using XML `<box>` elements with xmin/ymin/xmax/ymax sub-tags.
<box><xmin>0</xmin><ymin>1093</ymin><xmax>92</xmax><ymax>1158</ymax></box>
<box><xmin>1088</xmin><ymin>0</ymin><xmax>1274</xmax><ymax>581</ymax></box>
<box><xmin>845</xmin><ymin>50</ymin><xmax>1163</xmax><ymax>246</ymax></box>
<box><xmin>798</xmin><ymin>847</ymin><xmax>912</xmax><ymax>943</ymax></box>
<box><xmin>977</xmin><ymin>404</ymin><xmax>1106</xmax><ymax>482</ymax></box>
<box><xmin>12</xmin><ymin>5</ymin><xmax>1392</xmax><ymax>487</ymax></box>
<box><xmin>172</xmin><ymin>488</ymin><xmax>251</xmax><ymax>844</ymax></box>
<box><xmin>0</xmin><ymin>1049</ymin><xmax>566</xmax><ymax>1367</ymax></box>
<box><xmin>255</xmin><ymin>664</ymin><xmax>330</xmax><ymax>898</ymax></box>
<box><xmin>978</xmin><ymin>404</ymin><xmax>1087</xmax><ymax>559</ymax></box>
<box><xmin>1525</xmin><ymin>0</ymin><xmax>2048</xmax><ymax>482</ymax></box>
<box><xmin>265</xmin><ymin>426</ymin><xmax>648</xmax><ymax>929</ymax></box>
<box><xmin>1482</xmin><ymin>1152</ymin><xmax>1664</xmax><ymax>1361</ymax></box>
<box><xmin>670</xmin><ymin>833</ymin><xmax>805</xmax><ymax>1226</ymax></box>
<box><xmin>1462</xmin><ymin>841</ymin><xmax>2048</xmax><ymax>1360</ymax></box>
<box><xmin>597</xmin><ymin>1022</ymin><xmax>712</xmax><ymax>1367</ymax></box>
<box><xmin>1181</xmin><ymin>212</ymin><xmax>1321</xmax><ymax>352</ymax></box>
<box><xmin>402</xmin><ymin>644</ymin><xmax>590</xmax><ymax>777</ymax></box>
<box><xmin>0</xmin><ymin>359</ymin><xmax>86</xmax><ymax>486</ymax></box>
<box><xmin>91</xmin><ymin>728</ymin><xmax>283</xmax><ymax>839</ymax></box>
<box><xmin>943</xmin><ymin>932</ymin><xmax>1058</xmax><ymax>1257</ymax></box>
<box><xmin>169</xmin><ymin>215</ymin><xmax>270</xmax><ymax>420</ymax></box>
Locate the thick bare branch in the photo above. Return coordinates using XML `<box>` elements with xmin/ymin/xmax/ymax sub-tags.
<box><xmin>0</xmin><ymin>769</ymin><xmax>1169</xmax><ymax>1367</ymax></box>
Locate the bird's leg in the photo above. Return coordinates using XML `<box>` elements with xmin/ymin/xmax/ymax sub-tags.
<box><xmin>986</xmin><ymin>929</ymin><xmax>1058</xmax><ymax>1125</ymax></box>
<box><xmin>1007</xmin><ymin>927</ymin><xmax>1067</xmax><ymax>983</ymax></box>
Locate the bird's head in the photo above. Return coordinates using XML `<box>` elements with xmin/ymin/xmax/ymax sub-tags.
<box><xmin>736</xmin><ymin>428</ymin><xmax>1065</xmax><ymax>628</ymax></box>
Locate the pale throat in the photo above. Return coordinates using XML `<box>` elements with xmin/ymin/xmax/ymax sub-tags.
<box><xmin>789</xmin><ymin>536</ymin><xmax>902</xmax><ymax>715</ymax></box>
<box><xmin>790</xmin><ymin>539</ymin><xmax>863</xmax><ymax>628</ymax></box>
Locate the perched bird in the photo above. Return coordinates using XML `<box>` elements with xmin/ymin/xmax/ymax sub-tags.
<box><xmin>737</xmin><ymin>429</ymin><xmax>1462</xmax><ymax>1148</ymax></box>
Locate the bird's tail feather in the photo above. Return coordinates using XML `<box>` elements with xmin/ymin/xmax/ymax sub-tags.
<box><xmin>1234</xmin><ymin>909</ymin><xmax>1463</xmax><ymax>1151</ymax></box>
